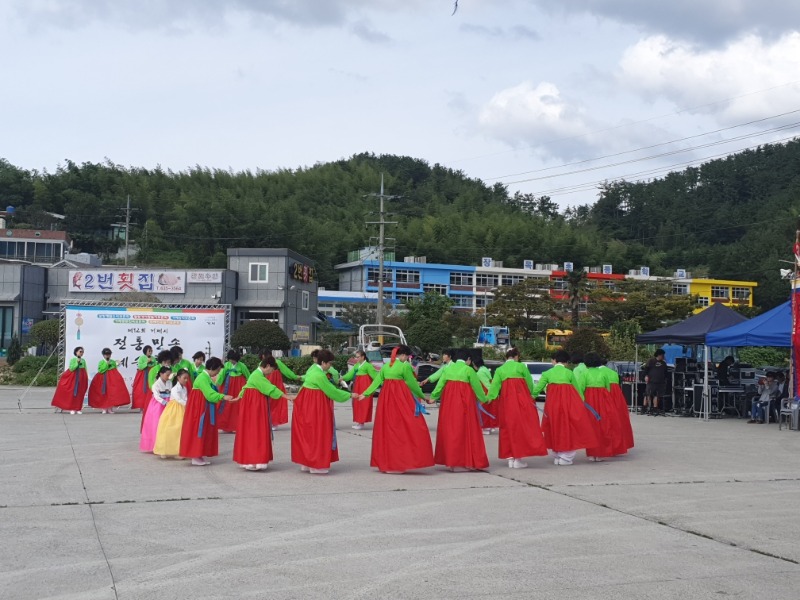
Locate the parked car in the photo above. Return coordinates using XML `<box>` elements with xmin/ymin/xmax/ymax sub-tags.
<box><xmin>522</xmin><ymin>361</ymin><xmax>553</xmax><ymax>400</ymax></box>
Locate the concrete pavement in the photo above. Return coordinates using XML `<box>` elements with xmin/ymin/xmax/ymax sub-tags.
<box><xmin>2</xmin><ymin>387</ymin><xmax>800</xmax><ymax>599</ymax></box>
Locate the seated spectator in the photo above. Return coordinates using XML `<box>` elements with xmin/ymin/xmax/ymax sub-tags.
<box><xmin>748</xmin><ymin>372</ymin><xmax>778</xmax><ymax>424</ymax></box>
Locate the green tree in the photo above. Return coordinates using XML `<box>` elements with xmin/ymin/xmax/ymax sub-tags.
<box><xmin>7</xmin><ymin>336</ymin><xmax>23</xmax><ymax>365</ymax></box>
<box><xmin>30</xmin><ymin>320</ymin><xmax>60</xmax><ymax>351</ymax></box>
<box><xmin>563</xmin><ymin>328</ymin><xmax>610</xmax><ymax>357</ymax></box>
<box><xmin>339</xmin><ymin>303</ymin><xmax>377</xmax><ymax>328</ymax></box>
<box><xmin>405</xmin><ymin>292</ymin><xmax>453</xmax><ymax>327</ymax></box>
<box><xmin>490</xmin><ymin>279</ymin><xmax>554</xmax><ymax>340</ymax></box>
<box><xmin>406</xmin><ymin>318</ymin><xmax>453</xmax><ymax>354</ymax></box>
<box><xmin>563</xmin><ymin>270</ymin><xmax>589</xmax><ymax>326</ymax></box>
<box><xmin>231</xmin><ymin>321</ymin><xmax>291</xmax><ymax>353</ymax></box>
<box><xmin>588</xmin><ymin>280</ymin><xmax>695</xmax><ymax>332</ymax></box>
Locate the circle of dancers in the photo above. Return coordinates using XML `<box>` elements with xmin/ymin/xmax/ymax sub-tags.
<box><xmin>51</xmin><ymin>344</ymin><xmax>635</xmax><ymax>473</ymax></box>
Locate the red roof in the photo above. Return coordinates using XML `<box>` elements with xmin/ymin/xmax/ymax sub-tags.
<box><xmin>0</xmin><ymin>229</ymin><xmax>71</xmax><ymax>242</ymax></box>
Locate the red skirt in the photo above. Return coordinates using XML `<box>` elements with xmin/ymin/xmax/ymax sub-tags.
<box><xmin>497</xmin><ymin>378</ymin><xmax>548</xmax><ymax>459</ymax></box>
<box><xmin>584</xmin><ymin>387</ymin><xmax>621</xmax><ymax>458</ymax></box>
<box><xmin>131</xmin><ymin>368</ymin><xmax>152</xmax><ymax>410</ymax></box>
<box><xmin>51</xmin><ymin>369</ymin><xmax>88</xmax><ymax>412</ymax></box>
<box><xmin>233</xmin><ymin>388</ymin><xmax>274</xmax><ymax>465</ymax></box>
<box><xmin>216</xmin><ymin>375</ymin><xmax>246</xmax><ymax>432</ymax></box>
<box><xmin>479</xmin><ymin>383</ymin><xmax>500</xmax><ymax>429</ymax></box>
<box><xmin>88</xmin><ymin>370</ymin><xmax>130</xmax><ymax>409</ymax></box>
<box><xmin>371</xmin><ymin>379</ymin><xmax>434</xmax><ymax>472</ymax></box>
<box><xmin>434</xmin><ymin>381</ymin><xmax>489</xmax><ymax>469</ymax></box>
<box><xmin>610</xmin><ymin>383</ymin><xmax>634</xmax><ymax>451</ymax></box>
<box><xmin>541</xmin><ymin>383</ymin><xmax>598</xmax><ymax>452</ymax></box>
<box><xmin>291</xmin><ymin>388</ymin><xmax>339</xmax><ymax>469</ymax></box>
<box><xmin>352</xmin><ymin>374</ymin><xmax>375</xmax><ymax>424</ymax></box>
<box><xmin>266</xmin><ymin>370</ymin><xmax>289</xmax><ymax>426</ymax></box>
<box><xmin>179</xmin><ymin>388</ymin><xmax>219</xmax><ymax>458</ymax></box>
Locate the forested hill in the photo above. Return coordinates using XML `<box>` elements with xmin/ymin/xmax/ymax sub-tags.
<box><xmin>1</xmin><ymin>140</ymin><xmax>800</xmax><ymax>309</ymax></box>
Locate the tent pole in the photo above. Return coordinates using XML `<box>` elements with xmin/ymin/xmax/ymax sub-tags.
<box><xmin>703</xmin><ymin>344</ymin><xmax>709</xmax><ymax>421</ymax></box>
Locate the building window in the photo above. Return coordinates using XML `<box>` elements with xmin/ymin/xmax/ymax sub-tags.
<box><xmin>423</xmin><ymin>283</ymin><xmax>448</xmax><ymax>295</ymax></box>
<box><xmin>249</xmin><ymin>263</ymin><xmax>269</xmax><ymax>283</ymax></box>
<box><xmin>710</xmin><ymin>285</ymin><xmax>729</xmax><ymax>300</ymax></box>
<box><xmin>451</xmin><ymin>295</ymin><xmax>473</xmax><ymax>309</ymax></box>
<box><xmin>450</xmin><ymin>272</ymin><xmax>474</xmax><ymax>286</ymax></box>
<box><xmin>672</xmin><ymin>283</ymin><xmax>689</xmax><ymax>295</ymax></box>
<box><xmin>476</xmin><ymin>274</ymin><xmax>498</xmax><ymax>288</ymax></box>
<box><xmin>476</xmin><ymin>294</ymin><xmax>493</xmax><ymax>308</ymax></box>
<box><xmin>501</xmin><ymin>275</ymin><xmax>524</xmax><ymax>286</ymax></box>
<box><xmin>697</xmin><ymin>296</ymin><xmax>710</xmax><ymax>307</ymax></box>
<box><xmin>394</xmin><ymin>292</ymin><xmax>419</xmax><ymax>305</ymax></box>
<box><xmin>238</xmin><ymin>311</ymin><xmax>279</xmax><ymax>325</ymax></box>
<box><xmin>603</xmin><ymin>280</ymin><xmax>617</xmax><ymax>291</ymax></box>
<box><xmin>732</xmin><ymin>287</ymin><xmax>751</xmax><ymax>301</ymax></box>
<box><xmin>367</xmin><ymin>267</ymin><xmax>391</xmax><ymax>283</ymax></box>
<box><xmin>395</xmin><ymin>269</ymin><xmax>420</xmax><ymax>284</ymax></box>
<box><xmin>551</xmin><ymin>277</ymin><xmax>566</xmax><ymax>291</ymax></box>
<box><xmin>301</xmin><ymin>290</ymin><xmax>310</xmax><ymax>311</ymax></box>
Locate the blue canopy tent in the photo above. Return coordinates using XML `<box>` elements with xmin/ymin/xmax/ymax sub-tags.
<box><xmin>705</xmin><ymin>301</ymin><xmax>791</xmax><ymax>348</ymax></box>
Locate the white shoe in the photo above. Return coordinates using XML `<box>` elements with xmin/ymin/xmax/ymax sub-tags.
<box><xmin>554</xmin><ymin>458</ymin><xmax>573</xmax><ymax>466</ymax></box>
<box><xmin>271</xmin><ymin>426</ymin><xmax>278</xmax><ymax>431</ymax></box>
<box><xmin>69</xmin><ymin>410</ymin><xmax>76</xmax><ymax>415</ymax></box>
<box><xmin>382</xmin><ymin>470</ymin><xmax>404</xmax><ymax>474</ymax></box>
<box><xmin>508</xmin><ymin>458</ymin><xmax>515</xmax><ymax>468</ymax></box>
<box><xmin>309</xmin><ymin>468</ymin><xmax>329</xmax><ymax>474</ymax></box>
<box><xmin>101</xmin><ymin>410</ymin><xmax>108</xmax><ymax>414</ymax></box>
<box><xmin>588</xmin><ymin>456</ymin><xmax>604</xmax><ymax>462</ymax></box>
<box><xmin>244</xmin><ymin>465</ymin><xmax>258</xmax><ymax>471</ymax></box>
<box><xmin>191</xmin><ymin>458</ymin><xmax>211</xmax><ymax>466</ymax></box>
<box><xmin>492</xmin><ymin>428</ymin><xmax>498</xmax><ymax>433</ymax></box>
<box><xmin>76</xmin><ymin>411</ymin><xmax>82</xmax><ymax>415</ymax></box>
<box><xmin>108</xmin><ymin>407</ymin><xmax>114</xmax><ymax>413</ymax></box>
<box><xmin>482</xmin><ymin>428</ymin><xmax>491</xmax><ymax>435</ymax></box>
<box><xmin>352</xmin><ymin>423</ymin><xmax>364</xmax><ymax>430</ymax></box>
<box><xmin>159</xmin><ymin>455</ymin><xmax>167</xmax><ymax>459</ymax></box>
<box><xmin>300</xmin><ymin>465</ymin><xmax>309</xmax><ymax>472</ymax></box>
<box><xmin>256</xmin><ymin>463</ymin><xmax>269</xmax><ymax>470</ymax></box>
<box><xmin>512</xmin><ymin>459</ymin><xmax>529</xmax><ymax>469</ymax></box>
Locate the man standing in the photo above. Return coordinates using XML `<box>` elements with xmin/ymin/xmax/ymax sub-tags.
<box><xmin>643</xmin><ymin>349</ymin><xmax>668</xmax><ymax>415</ymax></box>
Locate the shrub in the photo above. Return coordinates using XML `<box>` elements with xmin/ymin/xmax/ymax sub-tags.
<box><xmin>6</xmin><ymin>337</ymin><xmax>23</xmax><ymax>366</ymax></box>
<box><xmin>10</xmin><ymin>355</ymin><xmax>59</xmax><ymax>385</ymax></box>
<box><xmin>231</xmin><ymin>321</ymin><xmax>291</xmax><ymax>353</ymax></box>
<box><xmin>738</xmin><ymin>347</ymin><xmax>790</xmax><ymax>368</ymax></box>
<box><xmin>30</xmin><ymin>319</ymin><xmax>60</xmax><ymax>350</ymax></box>
<box><xmin>563</xmin><ymin>328</ymin><xmax>611</xmax><ymax>358</ymax></box>
<box><xmin>406</xmin><ymin>318</ymin><xmax>453</xmax><ymax>355</ymax></box>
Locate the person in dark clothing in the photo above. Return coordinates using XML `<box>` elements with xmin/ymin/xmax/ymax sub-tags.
<box><xmin>643</xmin><ymin>349</ymin><xmax>668</xmax><ymax>415</ymax></box>
<box><xmin>716</xmin><ymin>356</ymin><xmax>735</xmax><ymax>387</ymax></box>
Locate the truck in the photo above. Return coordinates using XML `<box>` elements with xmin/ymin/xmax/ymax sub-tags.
<box><xmin>475</xmin><ymin>326</ymin><xmax>510</xmax><ymax>349</ymax></box>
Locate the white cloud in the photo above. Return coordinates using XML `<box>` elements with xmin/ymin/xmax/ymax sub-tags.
<box><xmin>618</xmin><ymin>33</ymin><xmax>800</xmax><ymax>124</ymax></box>
<box><xmin>478</xmin><ymin>81</ymin><xmax>605</xmax><ymax>160</ymax></box>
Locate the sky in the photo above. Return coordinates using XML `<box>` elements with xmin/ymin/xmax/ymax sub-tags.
<box><xmin>2</xmin><ymin>0</ymin><xmax>800</xmax><ymax>209</ymax></box>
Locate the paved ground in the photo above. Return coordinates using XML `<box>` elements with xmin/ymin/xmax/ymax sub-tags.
<box><xmin>2</xmin><ymin>387</ymin><xmax>800</xmax><ymax>599</ymax></box>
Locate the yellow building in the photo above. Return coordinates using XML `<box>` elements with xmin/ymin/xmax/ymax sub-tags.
<box><xmin>672</xmin><ymin>278</ymin><xmax>757</xmax><ymax>313</ymax></box>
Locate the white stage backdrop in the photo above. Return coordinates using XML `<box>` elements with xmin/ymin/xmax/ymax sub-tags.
<box><xmin>63</xmin><ymin>305</ymin><xmax>227</xmax><ymax>385</ymax></box>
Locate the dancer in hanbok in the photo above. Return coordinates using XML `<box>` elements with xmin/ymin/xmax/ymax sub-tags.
<box><xmin>88</xmin><ymin>348</ymin><xmax>129</xmax><ymax>413</ymax></box>
<box><xmin>430</xmin><ymin>348</ymin><xmax>490</xmax><ymax>471</ymax></box>
<box><xmin>291</xmin><ymin>350</ymin><xmax>357</xmax><ymax>474</ymax></box>
<box><xmin>143</xmin><ymin>350</ymin><xmax>172</xmax><ymax>425</ymax></box>
<box><xmin>233</xmin><ymin>357</ymin><xmax>290</xmax><ymax>471</ymax></box>
<box><xmin>360</xmin><ymin>345</ymin><xmax>434</xmax><ymax>473</ymax></box>
<box><xmin>578</xmin><ymin>353</ymin><xmax>622</xmax><ymax>461</ymax></box>
<box><xmin>474</xmin><ymin>356</ymin><xmax>498</xmax><ymax>434</ymax></box>
<box><xmin>342</xmin><ymin>350</ymin><xmax>377</xmax><ymax>430</ymax></box>
<box><xmin>179</xmin><ymin>357</ymin><xmax>234</xmax><ymax>466</ymax></box>
<box><xmin>191</xmin><ymin>352</ymin><xmax>206</xmax><ymax>380</ymax></box>
<box><xmin>600</xmin><ymin>358</ymin><xmax>634</xmax><ymax>453</ymax></box>
<box><xmin>215</xmin><ymin>350</ymin><xmax>250</xmax><ymax>432</ymax></box>
<box><xmin>420</xmin><ymin>349</ymin><xmax>452</xmax><ymax>387</ymax></box>
<box><xmin>487</xmin><ymin>348</ymin><xmax>548</xmax><ymax>468</ymax></box>
<box><xmin>153</xmin><ymin>369</ymin><xmax>190</xmax><ymax>459</ymax></box>
<box><xmin>131</xmin><ymin>345</ymin><xmax>154</xmax><ymax>411</ymax></box>
<box><xmin>258</xmin><ymin>349</ymin><xmax>300</xmax><ymax>430</ymax></box>
<box><xmin>51</xmin><ymin>347</ymin><xmax>88</xmax><ymax>414</ymax></box>
<box><xmin>140</xmin><ymin>367</ymin><xmax>172</xmax><ymax>453</ymax></box>
<box><xmin>532</xmin><ymin>350</ymin><xmax>598</xmax><ymax>465</ymax></box>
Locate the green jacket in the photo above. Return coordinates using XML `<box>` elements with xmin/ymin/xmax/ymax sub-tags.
<box><xmin>531</xmin><ymin>363</ymin><xmax>584</xmax><ymax>400</ymax></box>
<box><xmin>487</xmin><ymin>360</ymin><xmax>534</xmax><ymax>401</ymax></box>
<box><xmin>69</xmin><ymin>357</ymin><xmax>87</xmax><ymax>371</ymax></box>
<box><xmin>240</xmin><ymin>369</ymin><xmax>284</xmax><ymax>399</ymax></box>
<box><xmin>301</xmin><ymin>363</ymin><xmax>351</xmax><ymax>403</ymax></box>
<box><xmin>576</xmin><ymin>367</ymin><xmax>610</xmax><ymax>395</ymax></box>
<box><xmin>96</xmin><ymin>359</ymin><xmax>117</xmax><ymax>373</ymax></box>
<box><xmin>431</xmin><ymin>360</ymin><xmax>488</xmax><ymax>403</ymax></box>
<box><xmin>426</xmin><ymin>360</ymin><xmax>451</xmax><ymax>383</ymax></box>
<box><xmin>137</xmin><ymin>355</ymin><xmax>154</xmax><ymax>370</ymax></box>
<box><xmin>362</xmin><ymin>360</ymin><xmax>424</xmax><ymax>398</ymax></box>
<box><xmin>193</xmin><ymin>370</ymin><xmax>226</xmax><ymax>404</ymax></box>
<box><xmin>342</xmin><ymin>360</ymin><xmax>378</xmax><ymax>383</ymax></box>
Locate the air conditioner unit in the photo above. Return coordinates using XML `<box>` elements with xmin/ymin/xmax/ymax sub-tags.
<box><xmin>589</xmin><ymin>266</ymin><xmax>601</xmax><ymax>274</ymax></box>
<box><xmin>583</xmin><ymin>266</ymin><xmax>590</xmax><ymax>273</ymax></box>
<box><xmin>628</xmin><ymin>269</ymin><xmax>641</xmax><ymax>276</ymax></box>
<box><xmin>494</xmin><ymin>261</ymin><xmax>503</xmax><ymax>268</ymax></box>
<box><xmin>415</xmin><ymin>256</ymin><xmax>427</xmax><ymax>264</ymax></box>
<box><xmin>547</xmin><ymin>264</ymin><xmax>559</xmax><ymax>271</ymax></box>
<box><xmin>404</xmin><ymin>256</ymin><xmax>416</xmax><ymax>263</ymax></box>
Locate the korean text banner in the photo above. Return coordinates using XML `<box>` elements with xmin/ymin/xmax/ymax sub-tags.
<box><xmin>64</xmin><ymin>306</ymin><xmax>227</xmax><ymax>385</ymax></box>
<box><xmin>68</xmin><ymin>270</ymin><xmax>187</xmax><ymax>294</ymax></box>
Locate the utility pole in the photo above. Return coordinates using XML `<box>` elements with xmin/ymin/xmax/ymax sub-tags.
<box><xmin>124</xmin><ymin>194</ymin><xmax>131</xmax><ymax>266</ymax></box>
<box><xmin>366</xmin><ymin>174</ymin><xmax>398</xmax><ymax>325</ymax></box>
